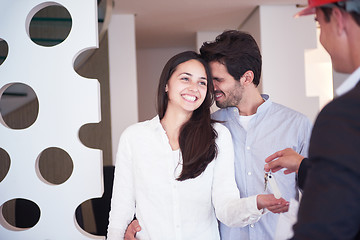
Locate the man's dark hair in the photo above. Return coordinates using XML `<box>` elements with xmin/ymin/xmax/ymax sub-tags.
<box><xmin>200</xmin><ymin>30</ymin><xmax>262</xmax><ymax>87</ymax></box>
<box><xmin>320</xmin><ymin>1</ymin><xmax>360</xmax><ymax>26</ymax></box>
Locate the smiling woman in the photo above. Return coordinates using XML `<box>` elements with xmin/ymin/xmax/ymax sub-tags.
<box><xmin>156</xmin><ymin>51</ymin><xmax>216</xmax><ymax>180</ymax></box>
<box><xmin>106</xmin><ymin>51</ymin><xmax>265</xmax><ymax>240</ymax></box>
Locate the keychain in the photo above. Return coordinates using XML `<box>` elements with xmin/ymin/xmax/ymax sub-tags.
<box><xmin>264</xmin><ymin>171</ymin><xmax>282</xmax><ymax>199</ymax></box>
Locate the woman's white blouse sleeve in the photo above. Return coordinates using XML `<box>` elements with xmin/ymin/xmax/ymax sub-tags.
<box><xmin>107</xmin><ymin>128</ymin><xmax>136</xmax><ymax>239</ymax></box>
<box><xmin>212</xmin><ymin>124</ymin><xmax>263</xmax><ymax>227</ymax></box>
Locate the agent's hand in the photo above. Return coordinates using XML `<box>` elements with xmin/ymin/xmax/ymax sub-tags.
<box><xmin>257</xmin><ymin>194</ymin><xmax>289</xmax><ymax>214</ymax></box>
<box><xmin>264</xmin><ymin>148</ymin><xmax>304</xmax><ymax>174</ymax></box>
<box><xmin>124</xmin><ymin>219</ymin><xmax>141</xmax><ymax>240</ymax></box>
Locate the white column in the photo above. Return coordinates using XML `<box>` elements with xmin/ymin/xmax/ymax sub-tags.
<box><xmin>108</xmin><ymin>14</ymin><xmax>138</xmax><ymax>164</ymax></box>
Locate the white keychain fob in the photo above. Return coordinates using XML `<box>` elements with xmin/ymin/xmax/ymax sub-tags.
<box><xmin>267</xmin><ymin>172</ymin><xmax>282</xmax><ymax>199</ymax></box>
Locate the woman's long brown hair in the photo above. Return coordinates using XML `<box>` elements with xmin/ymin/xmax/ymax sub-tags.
<box><xmin>157</xmin><ymin>51</ymin><xmax>218</xmax><ymax>181</ymax></box>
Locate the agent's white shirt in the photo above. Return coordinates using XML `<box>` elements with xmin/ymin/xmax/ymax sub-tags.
<box><xmin>107</xmin><ymin>116</ymin><xmax>262</xmax><ymax>240</ymax></box>
<box><xmin>336</xmin><ymin>66</ymin><xmax>360</xmax><ymax>96</ymax></box>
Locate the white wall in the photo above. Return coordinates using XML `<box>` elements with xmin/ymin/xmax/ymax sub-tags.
<box><xmin>108</xmin><ymin>14</ymin><xmax>138</xmax><ymax>164</ymax></box>
<box><xmin>241</xmin><ymin>5</ymin><xmax>333</xmax><ymax>122</ymax></box>
<box><xmin>239</xmin><ymin>8</ymin><xmax>261</xmax><ymax>49</ymax></box>
<box><xmin>196</xmin><ymin>32</ymin><xmax>221</xmax><ymax>53</ymax></box>
<box><xmin>239</xmin><ymin>7</ymin><xmax>263</xmax><ymax>93</ymax></box>
<box><xmin>304</xmin><ymin>28</ymin><xmax>334</xmax><ymax>109</ymax></box>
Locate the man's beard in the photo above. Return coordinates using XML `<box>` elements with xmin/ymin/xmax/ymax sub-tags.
<box><xmin>215</xmin><ymin>100</ymin><xmax>228</xmax><ymax>109</ymax></box>
<box><xmin>215</xmin><ymin>90</ymin><xmax>242</xmax><ymax>109</ymax></box>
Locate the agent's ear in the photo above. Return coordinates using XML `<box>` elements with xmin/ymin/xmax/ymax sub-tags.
<box><xmin>332</xmin><ymin>7</ymin><xmax>345</xmax><ymax>35</ymax></box>
<box><xmin>165</xmin><ymin>84</ymin><xmax>168</xmax><ymax>93</ymax></box>
<box><xmin>240</xmin><ymin>70</ymin><xmax>254</xmax><ymax>86</ymax></box>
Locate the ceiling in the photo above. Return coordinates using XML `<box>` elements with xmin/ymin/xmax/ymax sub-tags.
<box><xmin>112</xmin><ymin>0</ymin><xmax>307</xmax><ymax>48</ymax></box>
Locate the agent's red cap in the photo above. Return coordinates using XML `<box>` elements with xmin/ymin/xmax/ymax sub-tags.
<box><xmin>295</xmin><ymin>0</ymin><xmax>346</xmax><ymax>17</ymax></box>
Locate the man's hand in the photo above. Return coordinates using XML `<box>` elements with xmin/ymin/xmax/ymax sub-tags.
<box><xmin>257</xmin><ymin>194</ymin><xmax>289</xmax><ymax>213</ymax></box>
<box><xmin>264</xmin><ymin>148</ymin><xmax>304</xmax><ymax>174</ymax></box>
<box><xmin>124</xmin><ymin>219</ymin><xmax>141</xmax><ymax>240</ymax></box>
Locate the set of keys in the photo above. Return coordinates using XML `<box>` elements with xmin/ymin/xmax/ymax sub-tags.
<box><xmin>264</xmin><ymin>171</ymin><xmax>282</xmax><ymax>199</ymax></box>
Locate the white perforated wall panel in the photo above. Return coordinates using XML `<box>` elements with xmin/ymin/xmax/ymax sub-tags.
<box><xmin>0</xmin><ymin>0</ymin><xmax>103</xmax><ymax>239</ymax></box>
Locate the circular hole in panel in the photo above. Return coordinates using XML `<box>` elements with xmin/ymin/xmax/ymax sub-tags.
<box><xmin>75</xmin><ymin>166</ymin><xmax>114</xmax><ymax>235</ymax></box>
<box><xmin>1</xmin><ymin>198</ymin><xmax>40</xmax><ymax>229</ymax></box>
<box><xmin>28</xmin><ymin>5</ymin><xmax>72</xmax><ymax>47</ymax></box>
<box><xmin>36</xmin><ymin>147</ymin><xmax>73</xmax><ymax>185</ymax></box>
<box><xmin>0</xmin><ymin>83</ymin><xmax>39</xmax><ymax>129</ymax></box>
<box><xmin>0</xmin><ymin>148</ymin><xmax>11</xmax><ymax>182</ymax></box>
<box><xmin>75</xmin><ymin>198</ymin><xmax>109</xmax><ymax>236</ymax></box>
<box><xmin>75</xmin><ymin>199</ymin><xmax>94</xmax><ymax>235</ymax></box>
<box><xmin>0</xmin><ymin>39</ymin><xmax>9</xmax><ymax>66</ymax></box>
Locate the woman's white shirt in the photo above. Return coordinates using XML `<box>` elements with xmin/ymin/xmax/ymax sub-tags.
<box><xmin>107</xmin><ymin>116</ymin><xmax>262</xmax><ymax>240</ymax></box>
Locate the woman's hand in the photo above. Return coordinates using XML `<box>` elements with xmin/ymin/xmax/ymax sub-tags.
<box><xmin>256</xmin><ymin>194</ymin><xmax>289</xmax><ymax>213</ymax></box>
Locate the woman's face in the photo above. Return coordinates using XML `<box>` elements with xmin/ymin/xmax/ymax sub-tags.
<box><xmin>165</xmin><ymin>59</ymin><xmax>208</xmax><ymax>114</ymax></box>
